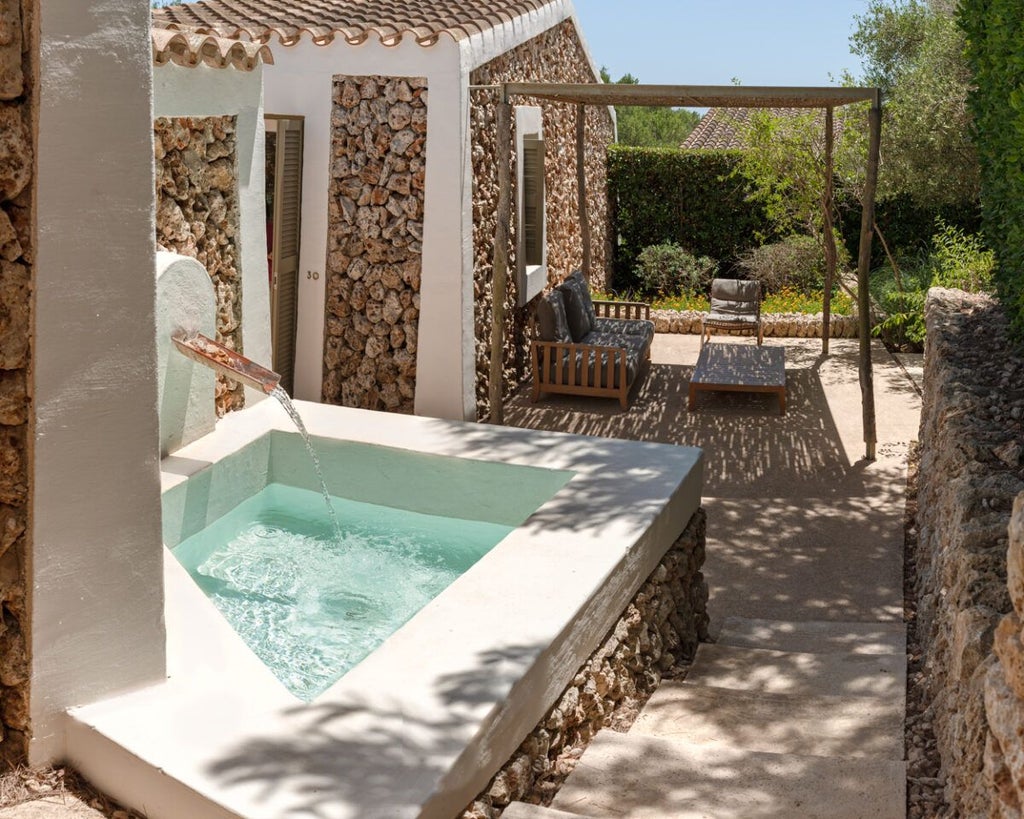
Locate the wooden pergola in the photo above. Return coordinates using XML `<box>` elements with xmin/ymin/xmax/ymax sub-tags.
<box><xmin>483</xmin><ymin>82</ymin><xmax>883</xmax><ymax>461</ymax></box>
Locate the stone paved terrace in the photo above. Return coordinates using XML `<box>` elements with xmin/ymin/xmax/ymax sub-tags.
<box><xmin>498</xmin><ymin>334</ymin><xmax>922</xmax><ymax>817</ymax></box>
<box><xmin>505</xmin><ymin>334</ymin><xmax>922</xmax><ymax>631</ymax></box>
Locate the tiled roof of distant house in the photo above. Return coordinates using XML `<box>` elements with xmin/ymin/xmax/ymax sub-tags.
<box><xmin>153</xmin><ymin>0</ymin><xmax>561</xmax><ymax>47</ymax></box>
<box><xmin>682</xmin><ymin>107</ymin><xmax>839</xmax><ymax>150</ymax></box>
<box><xmin>152</xmin><ymin>28</ymin><xmax>273</xmax><ymax>70</ymax></box>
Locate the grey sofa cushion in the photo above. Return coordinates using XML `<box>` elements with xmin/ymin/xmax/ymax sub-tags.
<box><xmin>557</xmin><ymin>270</ymin><xmax>597</xmax><ymax>341</ymax></box>
<box><xmin>592</xmin><ymin>317</ymin><xmax>656</xmax><ymax>347</ymax></box>
<box><xmin>536</xmin><ymin>290</ymin><xmax>572</xmax><ymax>343</ymax></box>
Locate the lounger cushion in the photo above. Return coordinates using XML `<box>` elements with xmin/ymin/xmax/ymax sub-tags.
<box><xmin>557</xmin><ymin>270</ymin><xmax>598</xmax><ymax>342</ymax></box>
<box><xmin>536</xmin><ymin>290</ymin><xmax>572</xmax><ymax>343</ymax></box>
<box><xmin>592</xmin><ymin>317</ymin><xmax>656</xmax><ymax>347</ymax></box>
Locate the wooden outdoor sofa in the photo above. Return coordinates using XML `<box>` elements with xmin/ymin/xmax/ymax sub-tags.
<box><xmin>531</xmin><ymin>270</ymin><xmax>654</xmax><ymax>409</ymax></box>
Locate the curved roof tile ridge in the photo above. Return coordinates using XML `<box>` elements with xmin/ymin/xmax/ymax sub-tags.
<box><xmin>151</xmin><ymin>27</ymin><xmax>274</xmax><ymax>70</ymax></box>
<box><xmin>152</xmin><ymin>0</ymin><xmax>561</xmax><ymax>47</ymax></box>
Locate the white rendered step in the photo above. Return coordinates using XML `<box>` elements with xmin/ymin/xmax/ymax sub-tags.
<box><xmin>684</xmin><ymin>643</ymin><xmax>905</xmax><ymax>699</ymax></box>
<box><xmin>631</xmin><ymin>681</ymin><xmax>903</xmax><ymax>759</ymax></box>
<box><xmin>716</xmin><ymin>616</ymin><xmax>906</xmax><ymax>655</ymax></box>
<box><xmin>551</xmin><ymin>730</ymin><xmax>906</xmax><ymax>819</ymax></box>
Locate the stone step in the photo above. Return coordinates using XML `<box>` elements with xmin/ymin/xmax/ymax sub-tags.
<box><xmin>551</xmin><ymin>730</ymin><xmax>906</xmax><ymax>819</ymax></box>
<box><xmin>501</xmin><ymin>803</ymin><xmax>594</xmax><ymax>819</ymax></box>
<box><xmin>631</xmin><ymin>681</ymin><xmax>904</xmax><ymax>759</ymax></box>
<box><xmin>684</xmin><ymin>643</ymin><xmax>905</xmax><ymax>699</ymax></box>
<box><xmin>716</xmin><ymin>616</ymin><xmax>906</xmax><ymax>655</ymax></box>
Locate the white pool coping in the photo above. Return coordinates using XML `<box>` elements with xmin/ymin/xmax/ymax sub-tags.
<box><xmin>67</xmin><ymin>401</ymin><xmax>703</xmax><ymax>819</ymax></box>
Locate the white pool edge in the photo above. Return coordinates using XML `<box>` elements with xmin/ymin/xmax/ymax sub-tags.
<box><xmin>67</xmin><ymin>402</ymin><xmax>703</xmax><ymax>819</ymax></box>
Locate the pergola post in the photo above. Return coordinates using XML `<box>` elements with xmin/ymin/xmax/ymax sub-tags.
<box><xmin>576</xmin><ymin>104</ymin><xmax>592</xmax><ymax>279</ymax></box>
<box><xmin>856</xmin><ymin>101</ymin><xmax>882</xmax><ymax>460</ymax></box>
<box><xmin>489</xmin><ymin>93</ymin><xmax>512</xmax><ymax>425</ymax></box>
<box><xmin>822</xmin><ymin>106</ymin><xmax>836</xmax><ymax>355</ymax></box>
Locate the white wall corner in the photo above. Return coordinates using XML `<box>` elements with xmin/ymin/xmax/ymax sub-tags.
<box><xmin>32</xmin><ymin>0</ymin><xmax>166</xmax><ymax>764</ymax></box>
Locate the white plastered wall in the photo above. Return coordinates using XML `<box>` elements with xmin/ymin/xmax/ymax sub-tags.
<box><xmin>264</xmin><ymin>38</ymin><xmax>477</xmax><ymax>419</ymax></box>
<box><xmin>31</xmin><ymin>0</ymin><xmax>166</xmax><ymax>763</ymax></box>
<box><xmin>153</xmin><ymin>62</ymin><xmax>272</xmax><ymax>408</ymax></box>
<box><xmin>262</xmin><ymin>0</ymin><xmax>588</xmax><ymax>420</ymax></box>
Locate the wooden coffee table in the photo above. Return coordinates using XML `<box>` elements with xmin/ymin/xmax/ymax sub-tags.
<box><xmin>688</xmin><ymin>343</ymin><xmax>787</xmax><ymax>414</ymax></box>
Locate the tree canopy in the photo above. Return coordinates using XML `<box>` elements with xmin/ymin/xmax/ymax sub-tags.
<box><xmin>850</xmin><ymin>0</ymin><xmax>978</xmax><ymax>205</ymax></box>
<box><xmin>599</xmin><ymin>68</ymin><xmax>700</xmax><ymax>148</ymax></box>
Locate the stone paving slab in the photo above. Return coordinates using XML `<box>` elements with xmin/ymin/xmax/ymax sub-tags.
<box><xmin>632</xmin><ymin>682</ymin><xmax>904</xmax><ymax>759</ymax></box>
<box><xmin>717</xmin><ymin>615</ymin><xmax>906</xmax><ymax>655</ymax></box>
<box><xmin>551</xmin><ymin>729</ymin><xmax>906</xmax><ymax>819</ymax></box>
<box><xmin>685</xmin><ymin>643</ymin><xmax>905</xmax><ymax>699</ymax></box>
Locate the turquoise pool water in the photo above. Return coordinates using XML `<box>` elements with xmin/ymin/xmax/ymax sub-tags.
<box><xmin>173</xmin><ymin>483</ymin><xmax>515</xmax><ymax>700</ymax></box>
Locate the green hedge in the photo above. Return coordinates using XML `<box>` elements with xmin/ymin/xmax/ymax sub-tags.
<box><xmin>959</xmin><ymin>0</ymin><xmax>1024</xmax><ymax>334</ymax></box>
<box><xmin>607</xmin><ymin>146</ymin><xmax>772</xmax><ymax>291</ymax></box>
<box><xmin>837</xmin><ymin>193</ymin><xmax>981</xmax><ymax>266</ymax></box>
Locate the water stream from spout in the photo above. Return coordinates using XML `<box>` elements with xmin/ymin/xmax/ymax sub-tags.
<box><xmin>270</xmin><ymin>385</ymin><xmax>343</xmax><ymax>542</ymax></box>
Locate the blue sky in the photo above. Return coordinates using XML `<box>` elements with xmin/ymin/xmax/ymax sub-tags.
<box><xmin>151</xmin><ymin>0</ymin><xmax>872</xmax><ymax>87</ymax></box>
<box><xmin>573</xmin><ymin>0</ymin><xmax>871</xmax><ymax>88</ymax></box>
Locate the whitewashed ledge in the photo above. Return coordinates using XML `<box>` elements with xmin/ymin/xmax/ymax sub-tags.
<box><xmin>651</xmin><ymin>308</ymin><xmax>860</xmax><ymax>338</ymax></box>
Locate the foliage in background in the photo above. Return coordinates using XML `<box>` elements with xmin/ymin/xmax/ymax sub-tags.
<box><xmin>850</xmin><ymin>0</ymin><xmax>978</xmax><ymax>205</ymax></box>
<box><xmin>597</xmin><ymin>288</ymin><xmax>854</xmax><ymax>317</ymax></box>
<box><xmin>959</xmin><ymin>0</ymin><xmax>1024</xmax><ymax>335</ymax></box>
<box><xmin>738</xmin><ymin>234</ymin><xmax>849</xmax><ymax>296</ymax></box>
<box><xmin>600</xmin><ymin>69</ymin><xmax>700</xmax><ymax>148</ymax></box>
<box><xmin>634</xmin><ymin>243</ymin><xmax>715</xmax><ymax>298</ymax></box>
<box><xmin>606</xmin><ymin>146</ymin><xmax>773</xmax><ymax>290</ymax></box>
<box><xmin>733</xmin><ymin>109</ymin><xmax>843</xmax><ymax>242</ymax></box>
<box><xmin>870</xmin><ymin>220</ymin><xmax>994</xmax><ymax>348</ymax></box>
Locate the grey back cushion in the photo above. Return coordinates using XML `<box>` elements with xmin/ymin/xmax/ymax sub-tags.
<box><xmin>537</xmin><ymin>289</ymin><xmax>572</xmax><ymax>342</ymax></box>
<box><xmin>557</xmin><ymin>270</ymin><xmax>597</xmax><ymax>341</ymax></box>
<box><xmin>710</xmin><ymin>279</ymin><xmax>760</xmax><ymax>315</ymax></box>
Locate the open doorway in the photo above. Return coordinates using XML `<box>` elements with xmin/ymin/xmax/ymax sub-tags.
<box><xmin>265</xmin><ymin>114</ymin><xmax>304</xmax><ymax>395</ymax></box>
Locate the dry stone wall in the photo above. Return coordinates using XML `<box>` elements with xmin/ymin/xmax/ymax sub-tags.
<box><xmin>471</xmin><ymin>21</ymin><xmax>615</xmax><ymax>420</ymax></box>
<box><xmin>0</xmin><ymin>0</ymin><xmax>32</xmax><ymax>768</ymax></box>
<box><xmin>322</xmin><ymin>75</ymin><xmax>426</xmax><ymax>413</ymax></box>
<box><xmin>651</xmin><ymin>308</ymin><xmax>859</xmax><ymax>338</ymax></box>
<box><xmin>916</xmin><ymin>288</ymin><xmax>1024</xmax><ymax>816</ymax></box>
<box><xmin>460</xmin><ymin>509</ymin><xmax>709</xmax><ymax>818</ymax></box>
<box><xmin>154</xmin><ymin>115</ymin><xmax>244</xmax><ymax>416</ymax></box>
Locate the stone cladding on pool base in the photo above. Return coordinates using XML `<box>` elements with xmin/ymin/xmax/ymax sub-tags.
<box><xmin>461</xmin><ymin>509</ymin><xmax>708</xmax><ymax>818</ymax></box>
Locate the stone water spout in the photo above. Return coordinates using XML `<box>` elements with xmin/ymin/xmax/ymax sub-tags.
<box><xmin>172</xmin><ymin>333</ymin><xmax>281</xmax><ymax>395</ymax></box>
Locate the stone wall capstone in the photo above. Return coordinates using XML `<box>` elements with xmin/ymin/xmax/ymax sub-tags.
<box><xmin>470</xmin><ymin>21</ymin><xmax>615</xmax><ymax>420</ymax></box>
<box><xmin>154</xmin><ymin>115</ymin><xmax>244</xmax><ymax>417</ymax></box>
<box><xmin>916</xmin><ymin>288</ymin><xmax>1024</xmax><ymax>816</ymax></box>
<box><xmin>460</xmin><ymin>509</ymin><xmax>709</xmax><ymax>818</ymax></box>
<box><xmin>322</xmin><ymin>75</ymin><xmax>426</xmax><ymax>414</ymax></box>
<box><xmin>0</xmin><ymin>0</ymin><xmax>32</xmax><ymax>768</ymax></box>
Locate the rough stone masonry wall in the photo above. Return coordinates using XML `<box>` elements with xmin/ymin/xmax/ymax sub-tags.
<box><xmin>460</xmin><ymin>509</ymin><xmax>709</xmax><ymax>819</ymax></box>
<box><xmin>322</xmin><ymin>76</ymin><xmax>426</xmax><ymax>413</ymax></box>
<box><xmin>155</xmin><ymin>116</ymin><xmax>244</xmax><ymax>416</ymax></box>
<box><xmin>916</xmin><ymin>288</ymin><xmax>1024</xmax><ymax>816</ymax></box>
<box><xmin>0</xmin><ymin>0</ymin><xmax>33</xmax><ymax>768</ymax></box>
<box><xmin>470</xmin><ymin>21</ymin><xmax>615</xmax><ymax>420</ymax></box>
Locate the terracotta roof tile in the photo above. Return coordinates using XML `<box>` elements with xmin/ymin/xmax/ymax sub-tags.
<box><xmin>681</xmin><ymin>107</ymin><xmax>839</xmax><ymax>150</ymax></box>
<box><xmin>152</xmin><ymin>27</ymin><xmax>274</xmax><ymax>70</ymax></box>
<box><xmin>153</xmin><ymin>0</ymin><xmax>558</xmax><ymax>47</ymax></box>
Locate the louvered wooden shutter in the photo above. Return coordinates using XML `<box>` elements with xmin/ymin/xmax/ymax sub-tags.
<box><xmin>522</xmin><ymin>135</ymin><xmax>544</xmax><ymax>267</ymax></box>
<box><xmin>270</xmin><ymin>117</ymin><xmax>303</xmax><ymax>395</ymax></box>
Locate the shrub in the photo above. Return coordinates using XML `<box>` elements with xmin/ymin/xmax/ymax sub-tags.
<box><xmin>929</xmin><ymin>219</ymin><xmax>994</xmax><ymax>292</ymax></box>
<box><xmin>869</xmin><ymin>222</ymin><xmax>992</xmax><ymax>350</ymax></box>
<box><xmin>737</xmin><ymin>235</ymin><xmax>846</xmax><ymax>295</ymax></box>
<box><xmin>635</xmin><ymin>243</ymin><xmax>715</xmax><ymax>298</ymax></box>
